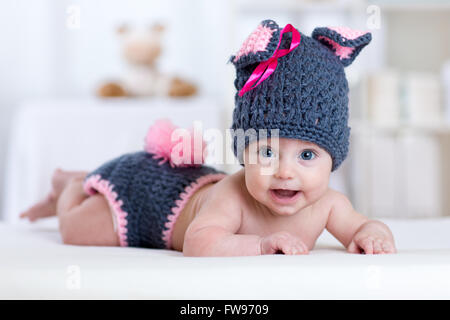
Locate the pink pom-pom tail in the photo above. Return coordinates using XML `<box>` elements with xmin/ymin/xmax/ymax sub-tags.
<box><xmin>144</xmin><ymin>118</ymin><xmax>208</xmax><ymax>167</ymax></box>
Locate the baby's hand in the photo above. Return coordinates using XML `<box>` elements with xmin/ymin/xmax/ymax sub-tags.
<box><xmin>347</xmin><ymin>221</ymin><xmax>396</xmax><ymax>254</ymax></box>
<box><xmin>260</xmin><ymin>231</ymin><xmax>309</xmax><ymax>255</ymax></box>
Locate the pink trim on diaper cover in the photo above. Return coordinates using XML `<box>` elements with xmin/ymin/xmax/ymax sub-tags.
<box><xmin>83</xmin><ymin>174</ymin><xmax>129</xmax><ymax>247</ymax></box>
<box><xmin>162</xmin><ymin>173</ymin><xmax>228</xmax><ymax>249</ymax></box>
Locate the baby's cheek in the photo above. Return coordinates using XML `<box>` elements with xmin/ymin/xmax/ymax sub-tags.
<box><xmin>302</xmin><ymin>176</ymin><xmax>329</xmax><ymax>203</ymax></box>
<box><xmin>244</xmin><ymin>171</ymin><xmax>266</xmax><ymax>199</ymax></box>
<box><xmin>254</xmin><ymin>178</ymin><xmax>271</xmax><ymax>198</ymax></box>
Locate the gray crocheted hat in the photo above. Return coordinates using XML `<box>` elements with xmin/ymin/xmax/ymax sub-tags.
<box><xmin>229</xmin><ymin>20</ymin><xmax>371</xmax><ymax>171</ymax></box>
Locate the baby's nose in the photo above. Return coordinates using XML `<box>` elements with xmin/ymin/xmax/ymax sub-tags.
<box><xmin>274</xmin><ymin>160</ymin><xmax>295</xmax><ymax>180</ymax></box>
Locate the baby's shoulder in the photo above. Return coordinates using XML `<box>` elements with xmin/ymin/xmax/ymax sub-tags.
<box><xmin>189</xmin><ymin>170</ymin><xmax>245</xmax><ymax>231</ymax></box>
<box><xmin>207</xmin><ymin>170</ymin><xmax>246</xmax><ymax>200</ymax></box>
<box><xmin>201</xmin><ymin>170</ymin><xmax>248</xmax><ymax>209</ymax></box>
<box><xmin>323</xmin><ymin>187</ymin><xmax>347</xmax><ymax>201</ymax></box>
<box><xmin>314</xmin><ymin>188</ymin><xmax>352</xmax><ymax>217</ymax></box>
<box><xmin>309</xmin><ymin>187</ymin><xmax>346</xmax><ymax>215</ymax></box>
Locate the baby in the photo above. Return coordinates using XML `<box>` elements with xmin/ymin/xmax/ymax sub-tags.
<box><xmin>20</xmin><ymin>20</ymin><xmax>396</xmax><ymax>256</ymax></box>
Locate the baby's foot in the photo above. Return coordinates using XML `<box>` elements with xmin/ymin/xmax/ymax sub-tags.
<box><xmin>19</xmin><ymin>192</ymin><xmax>58</xmax><ymax>222</ymax></box>
<box><xmin>19</xmin><ymin>168</ymin><xmax>87</xmax><ymax>222</ymax></box>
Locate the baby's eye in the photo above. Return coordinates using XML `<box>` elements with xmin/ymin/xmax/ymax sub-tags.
<box><xmin>259</xmin><ymin>146</ymin><xmax>274</xmax><ymax>158</ymax></box>
<box><xmin>300</xmin><ymin>150</ymin><xmax>316</xmax><ymax>160</ymax></box>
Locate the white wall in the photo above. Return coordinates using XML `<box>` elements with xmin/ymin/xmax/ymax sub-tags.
<box><xmin>0</xmin><ymin>0</ymin><xmax>235</xmax><ymax>214</ymax></box>
<box><xmin>0</xmin><ymin>0</ymin><xmax>234</xmax><ymax>98</ymax></box>
<box><xmin>4</xmin><ymin>0</ymin><xmax>445</xmax><ymax>220</ymax></box>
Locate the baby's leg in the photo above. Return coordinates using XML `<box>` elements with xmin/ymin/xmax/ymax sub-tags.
<box><xmin>57</xmin><ymin>176</ymin><xmax>119</xmax><ymax>246</ymax></box>
<box><xmin>20</xmin><ymin>169</ymin><xmax>88</xmax><ymax>222</ymax></box>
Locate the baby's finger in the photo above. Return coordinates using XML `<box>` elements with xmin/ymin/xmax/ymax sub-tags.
<box><xmin>299</xmin><ymin>242</ymin><xmax>309</xmax><ymax>254</ymax></box>
<box><xmin>390</xmin><ymin>244</ymin><xmax>397</xmax><ymax>254</ymax></box>
<box><xmin>290</xmin><ymin>241</ymin><xmax>305</xmax><ymax>255</ymax></box>
<box><xmin>289</xmin><ymin>245</ymin><xmax>304</xmax><ymax>255</ymax></box>
<box><xmin>282</xmin><ymin>245</ymin><xmax>296</xmax><ymax>255</ymax></box>
<box><xmin>283</xmin><ymin>241</ymin><xmax>303</xmax><ymax>255</ymax></box>
<box><xmin>373</xmin><ymin>239</ymin><xmax>383</xmax><ymax>254</ymax></box>
<box><xmin>273</xmin><ymin>238</ymin><xmax>289</xmax><ymax>254</ymax></box>
<box><xmin>347</xmin><ymin>240</ymin><xmax>360</xmax><ymax>254</ymax></box>
<box><xmin>291</xmin><ymin>245</ymin><xmax>304</xmax><ymax>255</ymax></box>
<box><xmin>382</xmin><ymin>241</ymin><xmax>395</xmax><ymax>254</ymax></box>
<box><xmin>360</xmin><ymin>238</ymin><xmax>374</xmax><ymax>254</ymax></box>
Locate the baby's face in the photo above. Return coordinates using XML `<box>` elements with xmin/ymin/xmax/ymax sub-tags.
<box><xmin>243</xmin><ymin>137</ymin><xmax>332</xmax><ymax>216</ymax></box>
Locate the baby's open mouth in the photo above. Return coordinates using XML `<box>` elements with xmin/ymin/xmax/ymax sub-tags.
<box><xmin>271</xmin><ymin>189</ymin><xmax>299</xmax><ymax>198</ymax></box>
<box><xmin>269</xmin><ymin>188</ymin><xmax>301</xmax><ymax>204</ymax></box>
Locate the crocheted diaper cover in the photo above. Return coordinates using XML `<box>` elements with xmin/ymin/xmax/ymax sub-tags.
<box><xmin>83</xmin><ymin>151</ymin><xmax>227</xmax><ymax>249</ymax></box>
<box><xmin>82</xmin><ymin>118</ymin><xmax>227</xmax><ymax>249</ymax></box>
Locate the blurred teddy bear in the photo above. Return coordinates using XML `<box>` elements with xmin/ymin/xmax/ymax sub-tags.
<box><xmin>97</xmin><ymin>24</ymin><xmax>197</xmax><ymax>98</ymax></box>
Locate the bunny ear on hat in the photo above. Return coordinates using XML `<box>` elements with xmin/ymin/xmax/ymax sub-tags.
<box><xmin>312</xmin><ymin>26</ymin><xmax>372</xmax><ymax>67</ymax></box>
<box><xmin>229</xmin><ymin>19</ymin><xmax>281</xmax><ymax>69</ymax></box>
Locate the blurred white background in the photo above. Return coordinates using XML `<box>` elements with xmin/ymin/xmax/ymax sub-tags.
<box><xmin>1</xmin><ymin>0</ymin><xmax>449</xmax><ymax>221</ymax></box>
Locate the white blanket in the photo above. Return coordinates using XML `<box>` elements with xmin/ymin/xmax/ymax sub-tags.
<box><xmin>2</xmin><ymin>99</ymin><xmax>449</xmax><ymax>299</ymax></box>
<box><xmin>2</xmin><ymin>217</ymin><xmax>449</xmax><ymax>299</ymax></box>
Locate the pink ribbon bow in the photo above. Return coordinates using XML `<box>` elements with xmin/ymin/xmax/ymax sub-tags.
<box><xmin>238</xmin><ymin>24</ymin><xmax>301</xmax><ymax>97</ymax></box>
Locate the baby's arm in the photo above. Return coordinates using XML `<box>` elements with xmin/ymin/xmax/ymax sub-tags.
<box><xmin>183</xmin><ymin>196</ymin><xmax>261</xmax><ymax>256</ymax></box>
<box><xmin>325</xmin><ymin>190</ymin><xmax>396</xmax><ymax>254</ymax></box>
<box><xmin>183</xmin><ymin>186</ymin><xmax>307</xmax><ymax>256</ymax></box>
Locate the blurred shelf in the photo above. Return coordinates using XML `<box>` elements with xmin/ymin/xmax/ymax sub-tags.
<box><xmin>235</xmin><ymin>0</ymin><xmax>362</xmax><ymax>13</ymax></box>
<box><xmin>18</xmin><ymin>96</ymin><xmax>222</xmax><ymax>110</ymax></box>
<box><xmin>350</xmin><ymin>119</ymin><xmax>450</xmax><ymax>134</ymax></box>
<box><xmin>236</xmin><ymin>0</ymin><xmax>450</xmax><ymax>13</ymax></box>
<box><xmin>369</xmin><ymin>1</ymin><xmax>450</xmax><ymax>11</ymax></box>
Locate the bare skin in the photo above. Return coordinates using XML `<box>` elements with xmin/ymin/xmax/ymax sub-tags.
<box><xmin>183</xmin><ymin>138</ymin><xmax>397</xmax><ymax>256</ymax></box>
<box><xmin>20</xmin><ymin>169</ymin><xmax>120</xmax><ymax>246</ymax></box>
<box><xmin>21</xmin><ymin>138</ymin><xmax>397</xmax><ymax>256</ymax></box>
<box><xmin>19</xmin><ymin>168</ymin><xmax>214</xmax><ymax>249</ymax></box>
<box><xmin>19</xmin><ymin>169</ymin><xmax>85</xmax><ymax>222</ymax></box>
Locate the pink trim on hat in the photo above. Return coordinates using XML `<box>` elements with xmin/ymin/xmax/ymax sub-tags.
<box><xmin>83</xmin><ymin>174</ymin><xmax>129</xmax><ymax>247</ymax></box>
<box><xmin>162</xmin><ymin>173</ymin><xmax>227</xmax><ymax>249</ymax></box>
<box><xmin>234</xmin><ymin>24</ymin><xmax>276</xmax><ymax>62</ymax></box>
<box><xmin>328</xmin><ymin>26</ymin><xmax>368</xmax><ymax>40</ymax></box>
<box><xmin>318</xmin><ymin>27</ymin><xmax>369</xmax><ymax>60</ymax></box>
<box><xmin>318</xmin><ymin>35</ymin><xmax>355</xmax><ymax>60</ymax></box>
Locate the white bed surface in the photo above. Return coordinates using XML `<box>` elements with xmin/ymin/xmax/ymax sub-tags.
<box><xmin>1</xmin><ymin>218</ymin><xmax>450</xmax><ymax>299</ymax></box>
